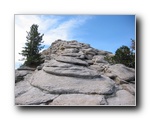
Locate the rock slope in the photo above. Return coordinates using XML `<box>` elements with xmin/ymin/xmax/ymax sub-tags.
<box><xmin>15</xmin><ymin>39</ymin><xmax>135</xmax><ymax>106</ymax></box>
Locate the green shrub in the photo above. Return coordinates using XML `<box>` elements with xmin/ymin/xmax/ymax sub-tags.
<box><xmin>113</xmin><ymin>46</ymin><xmax>135</xmax><ymax>68</ymax></box>
<box><xmin>19</xmin><ymin>24</ymin><xmax>45</xmax><ymax>67</ymax></box>
<box><xmin>105</xmin><ymin>45</ymin><xmax>135</xmax><ymax>68</ymax></box>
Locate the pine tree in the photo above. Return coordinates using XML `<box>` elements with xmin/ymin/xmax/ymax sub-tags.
<box><xmin>111</xmin><ymin>45</ymin><xmax>135</xmax><ymax>68</ymax></box>
<box><xmin>19</xmin><ymin>24</ymin><xmax>45</xmax><ymax>67</ymax></box>
<box><xmin>104</xmin><ymin>45</ymin><xmax>135</xmax><ymax>68</ymax></box>
<box><xmin>113</xmin><ymin>46</ymin><xmax>133</xmax><ymax>67</ymax></box>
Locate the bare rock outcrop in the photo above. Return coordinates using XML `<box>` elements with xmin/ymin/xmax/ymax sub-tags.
<box><xmin>15</xmin><ymin>39</ymin><xmax>135</xmax><ymax>106</ymax></box>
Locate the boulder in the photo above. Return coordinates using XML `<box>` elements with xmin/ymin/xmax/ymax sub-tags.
<box><xmin>107</xmin><ymin>64</ymin><xmax>135</xmax><ymax>81</ymax></box>
<box><xmin>15</xmin><ymin>39</ymin><xmax>135</xmax><ymax>106</ymax></box>
<box><xmin>63</xmin><ymin>48</ymin><xmax>79</xmax><ymax>53</ymax></box>
<box><xmin>92</xmin><ymin>55</ymin><xmax>108</xmax><ymax>63</ymax></box>
<box><xmin>85</xmin><ymin>54</ymin><xmax>93</xmax><ymax>60</ymax></box>
<box><xmin>89</xmin><ymin>63</ymin><xmax>109</xmax><ymax>73</ymax></box>
<box><xmin>107</xmin><ymin>90</ymin><xmax>135</xmax><ymax>105</ymax></box>
<box><xmin>79</xmin><ymin>54</ymin><xmax>85</xmax><ymax>59</ymax></box>
<box><xmin>82</xmin><ymin>48</ymin><xmax>98</xmax><ymax>56</ymax></box>
<box><xmin>55</xmin><ymin>56</ymin><xmax>88</xmax><ymax>66</ymax></box>
<box><xmin>89</xmin><ymin>65</ymin><xmax>104</xmax><ymax>72</ymax></box>
<box><xmin>112</xmin><ymin>77</ymin><xmax>129</xmax><ymax>85</ymax></box>
<box><xmin>15</xmin><ymin>79</ymin><xmax>32</xmax><ymax>98</ymax></box>
<box><xmin>43</xmin><ymin>64</ymin><xmax>101</xmax><ymax>78</ymax></box>
<box><xmin>15</xmin><ymin>87</ymin><xmax>58</xmax><ymax>105</ymax></box>
<box><xmin>121</xmin><ymin>84</ymin><xmax>135</xmax><ymax>95</ymax></box>
<box><xmin>29</xmin><ymin>70</ymin><xmax>115</xmax><ymax>95</ymax></box>
<box><xmin>85</xmin><ymin>60</ymin><xmax>93</xmax><ymax>65</ymax></box>
<box><xmin>44</xmin><ymin>59</ymin><xmax>72</xmax><ymax>67</ymax></box>
<box><xmin>50</xmin><ymin>94</ymin><xmax>107</xmax><ymax>105</ymax></box>
<box><xmin>37</xmin><ymin>66</ymin><xmax>43</xmax><ymax>70</ymax></box>
<box><xmin>15</xmin><ymin>73</ymin><xmax>33</xmax><ymax>97</ymax></box>
<box><xmin>104</xmin><ymin>72</ymin><xmax>117</xmax><ymax>79</ymax></box>
<box><xmin>15</xmin><ymin>70</ymin><xmax>33</xmax><ymax>83</ymax></box>
<box><xmin>61</xmin><ymin>53</ymin><xmax>82</xmax><ymax>57</ymax></box>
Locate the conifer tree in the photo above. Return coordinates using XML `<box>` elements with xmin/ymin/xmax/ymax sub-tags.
<box><xmin>104</xmin><ymin>45</ymin><xmax>135</xmax><ymax>68</ymax></box>
<box><xmin>19</xmin><ymin>24</ymin><xmax>44</xmax><ymax>67</ymax></box>
<box><xmin>113</xmin><ymin>45</ymin><xmax>135</xmax><ymax>68</ymax></box>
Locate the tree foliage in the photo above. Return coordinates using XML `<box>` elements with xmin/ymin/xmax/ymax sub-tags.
<box><xmin>19</xmin><ymin>24</ymin><xmax>44</xmax><ymax>67</ymax></box>
<box><xmin>105</xmin><ymin>40</ymin><xmax>135</xmax><ymax>68</ymax></box>
<box><xmin>113</xmin><ymin>46</ymin><xmax>135</xmax><ymax>68</ymax></box>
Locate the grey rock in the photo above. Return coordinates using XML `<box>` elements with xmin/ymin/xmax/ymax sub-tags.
<box><xmin>15</xmin><ymin>70</ymin><xmax>33</xmax><ymax>83</ymax></box>
<box><xmin>15</xmin><ymin>40</ymin><xmax>135</xmax><ymax>106</ymax></box>
<box><xmin>107</xmin><ymin>64</ymin><xmax>135</xmax><ymax>81</ymax></box>
<box><xmin>82</xmin><ymin>48</ymin><xmax>97</xmax><ymax>56</ymax></box>
<box><xmin>15</xmin><ymin>87</ymin><xmax>59</xmax><ymax>105</ymax></box>
<box><xmin>43</xmin><ymin>59</ymin><xmax>100</xmax><ymax>78</ymax></box>
<box><xmin>61</xmin><ymin>53</ymin><xmax>81</xmax><ymax>57</ymax></box>
<box><xmin>85</xmin><ymin>54</ymin><xmax>93</xmax><ymax>60</ymax></box>
<box><xmin>82</xmin><ymin>48</ymin><xmax>93</xmax><ymax>53</ymax></box>
<box><xmin>15</xmin><ymin>79</ymin><xmax>32</xmax><ymax>98</ymax></box>
<box><xmin>86</xmin><ymin>51</ymin><xmax>96</xmax><ymax>56</ymax></box>
<box><xmin>44</xmin><ymin>60</ymin><xmax>50</xmax><ymax>63</ymax></box>
<box><xmin>89</xmin><ymin>63</ymin><xmax>109</xmax><ymax>73</ymax></box>
<box><xmin>29</xmin><ymin>71</ymin><xmax>115</xmax><ymax>95</ymax></box>
<box><xmin>85</xmin><ymin>60</ymin><xmax>93</xmax><ymax>65</ymax></box>
<box><xmin>17</xmin><ymin>66</ymin><xmax>36</xmax><ymax>71</ymax></box>
<box><xmin>64</xmin><ymin>44</ymin><xmax>81</xmax><ymax>49</ymax></box>
<box><xmin>79</xmin><ymin>51</ymin><xmax>84</xmax><ymax>54</ymax></box>
<box><xmin>63</xmin><ymin>48</ymin><xmax>79</xmax><ymax>53</ymax></box>
<box><xmin>112</xmin><ymin>77</ymin><xmax>129</xmax><ymax>85</ymax></box>
<box><xmin>104</xmin><ymin>72</ymin><xmax>117</xmax><ymax>79</ymax></box>
<box><xmin>89</xmin><ymin>65</ymin><xmax>104</xmax><ymax>72</ymax></box>
<box><xmin>55</xmin><ymin>56</ymin><xmax>88</xmax><ymax>66</ymax></box>
<box><xmin>37</xmin><ymin>66</ymin><xmax>43</xmax><ymax>71</ymax></box>
<box><xmin>50</xmin><ymin>94</ymin><xmax>107</xmax><ymax>106</ymax></box>
<box><xmin>41</xmin><ymin>48</ymin><xmax>51</xmax><ymax>55</ymax></box>
<box><xmin>92</xmin><ymin>55</ymin><xmax>108</xmax><ymax>63</ymax></box>
<box><xmin>45</xmin><ymin>55</ymin><xmax>50</xmax><ymax>60</ymax></box>
<box><xmin>44</xmin><ymin>59</ymin><xmax>72</xmax><ymax>67</ymax></box>
<box><xmin>79</xmin><ymin>54</ymin><xmax>85</xmax><ymax>59</ymax></box>
<box><xmin>121</xmin><ymin>84</ymin><xmax>135</xmax><ymax>95</ymax></box>
<box><xmin>107</xmin><ymin>90</ymin><xmax>135</xmax><ymax>105</ymax></box>
<box><xmin>15</xmin><ymin>73</ymin><xmax>33</xmax><ymax>98</ymax></box>
<box><xmin>81</xmin><ymin>44</ymin><xmax>91</xmax><ymax>49</ymax></box>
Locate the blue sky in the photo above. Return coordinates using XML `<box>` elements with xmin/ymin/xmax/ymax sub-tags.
<box><xmin>75</xmin><ymin>15</ymin><xmax>135</xmax><ymax>52</ymax></box>
<box><xmin>15</xmin><ymin>15</ymin><xmax>135</xmax><ymax>68</ymax></box>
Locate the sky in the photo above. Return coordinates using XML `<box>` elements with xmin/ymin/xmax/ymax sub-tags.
<box><xmin>15</xmin><ymin>15</ymin><xmax>135</xmax><ymax>69</ymax></box>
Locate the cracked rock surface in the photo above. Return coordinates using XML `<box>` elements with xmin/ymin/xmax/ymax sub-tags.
<box><xmin>15</xmin><ymin>39</ymin><xmax>135</xmax><ymax>106</ymax></box>
<box><xmin>29</xmin><ymin>70</ymin><xmax>115</xmax><ymax>95</ymax></box>
<box><xmin>49</xmin><ymin>94</ymin><xmax>107</xmax><ymax>106</ymax></box>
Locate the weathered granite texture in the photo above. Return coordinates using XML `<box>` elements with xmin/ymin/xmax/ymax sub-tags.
<box><xmin>15</xmin><ymin>39</ymin><xmax>135</xmax><ymax>106</ymax></box>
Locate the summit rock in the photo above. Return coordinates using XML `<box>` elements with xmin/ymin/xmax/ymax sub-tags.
<box><xmin>15</xmin><ymin>39</ymin><xmax>135</xmax><ymax>106</ymax></box>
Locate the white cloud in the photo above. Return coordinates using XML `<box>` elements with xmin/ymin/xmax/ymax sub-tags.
<box><xmin>43</xmin><ymin>15</ymin><xmax>92</xmax><ymax>44</ymax></box>
<box><xmin>15</xmin><ymin>15</ymin><xmax>61</xmax><ymax>67</ymax></box>
<box><xmin>15</xmin><ymin>15</ymin><xmax>91</xmax><ymax>68</ymax></box>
